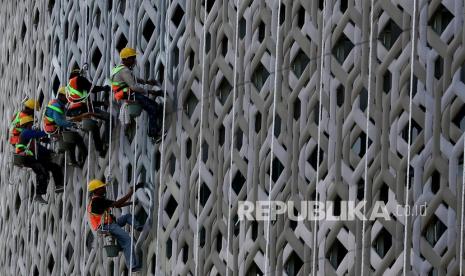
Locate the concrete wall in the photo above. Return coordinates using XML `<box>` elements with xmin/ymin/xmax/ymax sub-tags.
<box><xmin>0</xmin><ymin>0</ymin><xmax>463</xmax><ymax>275</ymax></box>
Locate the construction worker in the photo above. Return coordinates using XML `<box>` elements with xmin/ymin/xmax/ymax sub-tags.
<box><xmin>43</xmin><ymin>87</ymin><xmax>87</xmax><ymax>167</ymax></box>
<box><xmin>110</xmin><ymin>47</ymin><xmax>164</xmax><ymax>141</ymax></box>
<box><xmin>66</xmin><ymin>66</ymin><xmax>111</xmax><ymax>157</ymax></box>
<box><xmin>9</xmin><ymin>98</ymin><xmax>40</xmax><ymax>147</ymax></box>
<box><xmin>87</xmin><ymin>179</ymin><xmax>145</xmax><ymax>272</ymax></box>
<box><xmin>15</xmin><ymin>116</ymin><xmax>64</xmax><ymax>204</ymax></box>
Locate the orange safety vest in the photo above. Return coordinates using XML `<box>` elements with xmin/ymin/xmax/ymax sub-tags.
<box><xmin>110</xmin><ymin>65</ymin><xmax>131</xmax><ymax>101</ymax></box>
<box><xmin>43</xmin><ymin>99</ymin><xmax>65</xmax><ymax>133</ymax></box>
<box><xmin>67</xmin><ymin>76</ymin><xmax>88</xmax><ymax>110</ymax></box>
<box><xmin>9</xmin><ymin>111</ymin><xmax>28</xmax><ymax>145</ymax></box>
<box><xmin>87</xmin><ymin>196</ymin><xmax>113</xmax><ymax>231</ymax></box>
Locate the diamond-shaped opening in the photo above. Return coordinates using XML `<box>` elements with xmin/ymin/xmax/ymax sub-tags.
<box><xmin>359</xmin><ymin>88</ymin><xmax>368</xmax><ymax>111</ymax></box>
<box><xmin>217</xmin><ymin>79</ymin><xmax>231</xmax><ymax>105</ymax></box>
<box><xmin>232</xmin><ymin>171</ymin><xmax>246</xmax><ymax>195</ymax></box>
<box><xmin>48</xmin><ymin>0</ymin><xmax>55</xmax><ymax>13</ymax></box>
<box><xmin>94</xmin><ymin>8</ymin><xmax>101</xmax><ymax>28</ymax></box>
<box><xmin>401</xmin><ymin>119</ymin><xmax>422</xmax><ymax>143</ymax></box>
<box><xmin>72</xmin><ymin>23</ymin><xmax>79</xmax><ymax>43</ymax></box>
<box><xmin>186</xmin><ymin>138</ymin><xmax>192</xmax><ymax>158</ymax></box>
<box><xmin>424</xmin><ymin>215</ymin><xmax>447</xmax><ymax>246</ymax></box>
<box><xmin>434</xmin><ymin>55</ymin><xmax>443</xmax><ymax>79</ymax></box>
<box><xmin>383</xmin><ymin>71</ymin><xmax>392</xmax><ymax>93</ymax></box>
<box><xmin>327</xmin><ymin>239</ymin><xmax>348</xmax><ymax>269</ymax></box>
<box><xmin>332</xmin><ymin>33</ymin><xmax>354</xmax><ymax>64</ymax></box>
<box><xmin>221</xmin><ymin>36</ymin><xmax>228</xmax><ymax>56</ymax></box>
<box><xmin>199</xmin><ymin>227</ymin><xmax>206</xmax><ymax>247</ymax></box>
<box><xmin>15</xmin><ymin>193</ymin><xmax>21</xmax><ymax>212</ymax></box>
<box><xmin>255</xmin><ymin>112</ymin><xmax>262</xmax><ymax>132</ymax></box>
<box><xmin>378</xmin><ymin>19</ymin><xmax>402</xmax><ymax>49</ymax></box>
<box><xmin>431</xmin><ymin>170</ymin><xmax>440</xmax><ymax>194</ymax></box>
<box><xmin>284</xmin><ymin>251</ymin><xmax>303</xmax><ymax>276</ymax></box>
<box><xmin>200</xmin><ymin>182</ymin><xmax>210</xmax><ymax>206</ymax></box>
<box><xmin>428</xmin><ymin>268</ymin><xmax>439</xmax><ymax>276</ymax></box>
<box><xmin>165</xmin><ymin>195</ymin><xmax>177</xmax><ymax>218</ymax></box>
<box><xmin>182</xmin><ymin>244</ymin><xmax>188</xmax><ymax>263</ymax></box>
<box><xmin>293</xmin><ymin>98</ymin><xmax>301</xmax><ymax>120</ymax></box>
<box><xmin>169</xmin><ymin>154</ymin><xmax>176</xmax><ymax>175</ymax></box>
<box><xmin>246</xmin><ymin>262</ymin><xmax>263</xmax><ymax>276</ymax></box>
<box><xmin>297</xmin><ymin>5</ymin><xmax>305</xmax><ymax>28</ymax></box>
<box><xmin>166</xmin><ymin>237</ymin><xmax>172</xmax><ymax>258</ymax></box>
<box><xmin>219</xmin><ymin>124</ymin><xmax>225</xmax><ymax>146</ymax></box>
<box><xmin>292</xmin><ymin>50</ymin><xmax>310</xmax><ymax>78</ymax></box>
<box><xmin>308</xmin><ymin>147</ymin><xmax>323</xmax><ymax>170</ymax></box>
<box><xmin>34</xmin><ymin>266</ymin><xmax>39</xmax><ymax>276</ymax></box>
<box><xmin>184</xmin><ymin>90</ymin><xmax>198</xmax><ymax>118</ymax></box>
<box><xmin>352</xmin><ymin>132</ymin><xmax>372</xmax><ymax>158</ymax></box>
<box><xmin>85</xmin><ymin>230</ymin><xmax>94</xmax><ymax>251</ymax></box>
<box><xmin>202</xmin><ymin>141</ymin><xmax>208</xmax><ymax>162</ymax></box>
<box><xmin>205</xmin><ymin>0</ymin><xmax>214</xmax><ymax>13</ymax></box>
<box><xmin>373</xmin><ymin>228</ymin><xmax>392</xmax><ymax>258</ymax></box>
<box><xmin>91</xmin><ymin>48</ymin><xmax>102</xmax><ymax>68</ymax></box>
<box><xmin>52</xmin><ymin>75</ymin><xmax>60</xmax><ymax>96</ymax></box>
<box><xmin>336</xmin><ymin>85</ymin><xmax>345</xmax><ymax>107</ymax></box>
<box><xmin>119</xmin><ymin>0</ymin><xmax>126</xmax><ymax>14</ymax></box>
<box><xmin>429</xmin><ymin>4</ymin><xmax>453</xmax><ymax>35</ymax></box>
<box><xmin>21</xmin><ymin>21</ymin><xmax>27</xmax><ymax>41</ymax></box>
<box><xmin>258</xmin><ymin>21</ymin><xmax>265</xmax><ymax>42</ymax></box>
<box><xmin>47</xmin><ymin>255</ymin><xmax>55</xmax><ymax>273</ymax></box>
<box><xmin>270</xmin><ymin>157</ymin><xmax>284</xmax><ymax>182</ymax></box>
<box><xmin>380</xmin><ymin>183</ymin><xmax>389</xmax><ymax>203</ymax></box>
<box><xmin>171</xmin><ymin>5</ymin><xmax>184</xmax><ymax>27</ymax></box>
<box><xmin>33</xmin><ymin>9</ymin><xmax>39</xmax><ymax>26</ymax></box>
<box><xmin>143</xmin><ymin>19</ymin><xmax>155</xmax><ymax>41</ymax></box>
<box><xmin>116</xmin><ymin>35</ymin><xmax>128</xmax><ymax>52</ymax></box>
<box><xmin>235</xmin><ymin>128</ymin><xmax>243</xmax><ymax>149</ymax></box>
<box><xmin>65</xmin><ymin>243</ymin><xmax>74</xmax><ymax>262</ymax></box>
<box><xmin>274</xmin><ymin>115</ymin><xmax>281</xmax><ymax>136</ymax></box>
<box><xmin>453</xmin><ymin>104</ymin><xmax>465</xmax><ymax>130</ymax></box>
<box><xmin>252</xmin><ymin>63</ymin><xmax>269</xmax><ymax>91</ymax></box>
<box><xmin>239</xmin><ymin>17</ymin><xmax>246</xmax><ymax>39</ymax></box>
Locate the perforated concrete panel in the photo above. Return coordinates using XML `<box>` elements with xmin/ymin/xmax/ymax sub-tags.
<box><xmin>0</xmin><ymin>0</ymin><xmax>464</xmax><ymax>275</ymax></box>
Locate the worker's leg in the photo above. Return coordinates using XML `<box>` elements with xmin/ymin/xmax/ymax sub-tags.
<box><xmin>107</xmin><ymin>223</ymin><xmax>140</xmax><ymax>269</ymax></box>
<box><xmin>26</xmin><ymin>161</ymin><xmax>49</xmax><ymax>195</ymax></box>
<box><xmin>73</xmin><ymin>133</ymin><xmax>88</xmax><ymax>163</ymax></box>
<box><xmin>41</xmin><ymin>159</ymin><xmax>64</xmax><ymax>189</ymax></box>
<box><xmin>116</xmin><ymin>213</ymin><xmax>143</xmax><ymax>231</ymax></box>
<box><xmin>133</xmin><ymin>93</ymin><xmax>161</xmax><ymax>137</ymax></box>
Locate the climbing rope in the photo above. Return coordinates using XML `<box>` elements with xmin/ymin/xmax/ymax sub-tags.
<box><xmin>403</xmin><ymin>0</ymin><xmax>417</xmax><ymax>275</ymax></box>
<box><xmin>154</xmin><ymin>0</ymin><xmax>171</xmax><ymax>272</ymax></box>
<box><xmin>225</xmin><ymin>0</ymin><xmax>240</xmax><ymax>274</ymax></box>
<box><xmin>129</xmin><ymin>107</ymin><xmax>139</xmax><ymax>274</ymax></box>
<box><xmin>311</xmin><ymin>1</ymin><xmax>326</xmax><ymax>275</ymax></box>
<box><xmin>82</xmin><ymin>132</ymin><xmax>92</xmax><ymax>274</ymax></box>
<box><xmin>360</xmin><ymin>0</ymin><xmax>375</xmax><ymax>273</ymax></box>
<box><xmin>264</xmin><ymin>1</ymin><xmax>282</xmax><ymax>275</ymax></box>
<box><xmin>60</xmin><ymin>153</ymin><xmax>68</xmax><ymax>275</ymax></box>
<box><xmin>194</xmin><ymin>0</ymin><xmax>209</xmax><ymax>274</ymax></box>
<box><xmin>461</xmin><ymin>131</ymin><xmax>465</xmax><ymax>276</ymax></box>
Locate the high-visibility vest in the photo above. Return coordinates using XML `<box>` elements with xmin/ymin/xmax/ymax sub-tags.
<box><xmin>15</xmin><ymin>137</ymin><xmax>34</xmax><ymax>156</ymax></box>
<box><xmin>110</xmin><ymin>65</ymin><xmax>130</xmax><ymax>101</ymax></box>
<box><xmin>87</xmin><ymin>196</ymin><xmax>113</xmax><ymax>231</ymax></box>
<box><xmin>43</xmin><ymin>99</ymin><xmax>65</xmax><ymax>133</ymax></box>
<box><xmin>9</xmin><ymin>111</ymin><xmax>28</xmax><ymax>145</ymax></box>
<box><xmin>67</xmin><ymin>76</ymin><xmax>88</xmax><ymax>110</ymax></box>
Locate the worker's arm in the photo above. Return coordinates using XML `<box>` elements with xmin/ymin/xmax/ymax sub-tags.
<box><xmin>118</xmin><ymin>69</ymin><xmax>147</xmax><ymax>93</ymax></box>
<box><xmin>51</xmin><ymin>109</ymin><xmax>74</xmax><ymax>128</ymax></box>
<box><xmin>91</xmin><ymin>85</ymin><xmax>111</xmax><ymax>94</ymax></box>
<box><xmin>111</xmin><ymin>188</ymin><xmax>134</xmax><ymax>208</ymax></box>
<box><xmin>21</xmin><ymin>129</ymin><xmax>47</xmax><ymax>140</ymax></box>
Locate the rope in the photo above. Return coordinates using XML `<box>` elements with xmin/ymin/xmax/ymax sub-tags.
<box><xmin>194</xmin><ymin>0</ymin><xmax>209</xmax><ymax>274</ymax></box>
<box><xmin>82</xmin><ymin>133</ymin><xmax>92</xmax><ymax>274</ymax></box>
<box><xmin>311</xmin><ymin>1</ymin><xmax>326</xmax><ymax>275</ymax></box>
<box><xmin>129</xmin><ymin>115</ymin><xmax>138</xmax><ymax>274</ymax></box>
<box><xmin>154</xmin><ymin>0</ymin><xmax>171</xmax><ymax>272</ymax></box>
<box><xmin>461</xmin><ymin>134</ymin><xmax>465</xmax><ymax>276</ymax></box>
<box><xmin>225</xmin><ymin>0</ymin><xmax>240</xmax><ymax>274</ymax></box>
<box><xmin>60</xmin><ymin>153</ymin><xmax>67</xmax><ymax>275</ymax></box>
<box><xmin>403</xmin><ymin>0</ymin><xmax>417</xmax><ymax>274</ymax></box>
<box><xmin>264</xmin><ymin>1</ymin><xmax>282</xmax><ymax>274</ymax></box>
<box><xmin>360</xmin><ymin>0</ymin><xmax>375</xmax><ymax>273</ymax></box>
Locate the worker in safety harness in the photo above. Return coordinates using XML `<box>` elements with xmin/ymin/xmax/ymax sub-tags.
<box><xmin>110</xmin><ymin>47</ymin><xmax>163</xmax><ymax>141</ymax></box>
<box><xmin>16</xmin><ymin>116</ymin><xmax>64</xmax><ymax>204</ymax></box>
<box><xmin>87</xmin><ymin>179</ymin><xmax>145</xmax><ymax>272</ymax></box>
<box><xmin>8</xmin><ymin>98</ymin><xmax>40</xmax><ymax>147</ymax></box>
<box><xmin>66</xmin><ymin>66</ymin><xmax>111</xmax><ymax>157</ymax></box>
<box><xmin>43</xmin><ymin>87</ymin><xmax>87</xmax><ymax>167</ymax></box>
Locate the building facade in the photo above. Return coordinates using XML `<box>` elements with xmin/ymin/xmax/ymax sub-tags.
<box><xmin>0</xmin><ymin>0</ymin><xmax>462</xmax><ymax>275</ymax></box>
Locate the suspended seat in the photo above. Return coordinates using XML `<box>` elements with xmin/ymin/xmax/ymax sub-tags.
<box><xmin>56</xmin><ymin>137</ymin><xmax>73</xmax><ymax>153</ymax></box>
<box><xmin>62</xmin><ymin>130</ymin><xmax>80</xmax><ymax>144</ymax></box>
<box><xmin>97</xmin><ymin>228</ymin><xmax>121</xmax><ymax>258</ymax></box>
<box><xmin>81</xmin><ymin>118</ymin><xmax>98</xmax><ymax>132</ymax></box>
<box><xmin>125</xmin><ymin>101</ymin><xmax>142</xmax><ymax>118</ymax></box>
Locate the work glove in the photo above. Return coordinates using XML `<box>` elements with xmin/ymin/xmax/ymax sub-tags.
<box><xmin>104</xmin><ymin>85</ymin><xmax>111</xmax><ymax>93</ymax></box>
<box><xmin>135</xmin><ymin>183</ymin><xmax>145</xmax><ymax>190</ymax></box>
<box><xmin>149</xmin><ymin>89</ymin><xmax>163</xmax><ymax>98</ymax></box>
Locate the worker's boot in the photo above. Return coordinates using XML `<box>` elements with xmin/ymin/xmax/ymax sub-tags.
<box><xmin>34</xmin><ymin>194</ymin><xmax>48</xmax><ymax>205</ymax></box>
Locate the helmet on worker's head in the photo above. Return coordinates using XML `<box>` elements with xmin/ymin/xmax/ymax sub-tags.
<box><xmin>24</xmin><ymin>99</ymin><xmax>40</xmax><ymax>111</ymax></box>
<box><xmin>19</xmin><ymin>116</ymin><xmax>34</xmax><ymax>126</ymax></box>
<box><xmin>58</xmin><ymin>86</ymin><xmax>66</xmax><ymax>95</ymax></box>
<box><xmin>88</xmin><ymin>179</ymin><xmax>106</xmax><ymax>192</ymax></box>
<box><xmin>120</xmin><ymin>47</ymin><xmax>137</xmax><ymax>59</ymax></box>
<box><xmin>70</xmin><ymin>66</ymin><xmax>81</xmax><ymax>79</ymax></box>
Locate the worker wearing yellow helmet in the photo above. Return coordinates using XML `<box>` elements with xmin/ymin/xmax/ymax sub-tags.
<box><xmin>14</xmin><ymin>114</ymin><xmax>64</xmax><ymax>204</ymax></box>
<box><xmin>110</xmin><ymin>46</ymin><xmax>164</xmax><ymax>141</ymax></box>
<box><xmin>9</xmin><ymin>98</ymin><xmax>41</xmax><ymax>146</ymax></box>
<box><xmin>86</xmin><ymin>179</ymin><xmax>145</xmax><ymax>272</ymax></box>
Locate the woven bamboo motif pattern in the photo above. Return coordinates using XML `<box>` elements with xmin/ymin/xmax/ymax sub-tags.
<box><xmin>0</xmin><ymin>0</ymin><xmax>463</xmax><ymax>275</ymax></box>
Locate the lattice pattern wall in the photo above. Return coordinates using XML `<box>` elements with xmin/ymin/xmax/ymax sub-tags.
<box><xmin>0</xmin><ymin>0</ymin><xmax>464</xmax><ymax>275</ymax></box>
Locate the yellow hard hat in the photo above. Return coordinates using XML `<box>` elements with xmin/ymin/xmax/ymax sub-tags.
<box><xmin>24</xmin><ymin>99</ymin><xmax>40</xmax><ymax>111</ymax></box>
<box><xmin>19</xmin><ymin>116</ymin><xmax>34</xmax><ymax>126</ymax></box>
<box><xmin>58</xmin><ymin>86</ymin><xmax>66</xmax><ymax>95</ymax></box>
<box><xmin>88</xmin><ymin>179</ymin><xmax>106</xmax><ymax>192</ymax></box>
<box><xmin>120</xmin><ymin>47</ymin><xmax>137</xmax><ymax>59</ymax></box>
